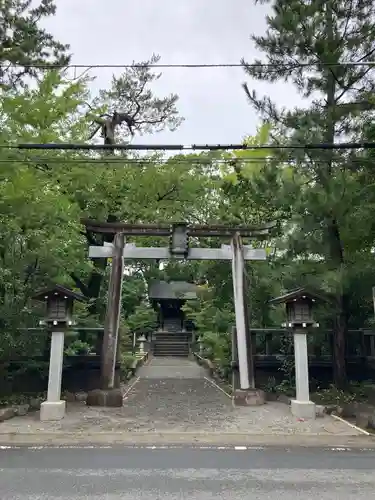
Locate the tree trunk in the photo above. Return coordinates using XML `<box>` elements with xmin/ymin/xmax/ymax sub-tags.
<box><xmin>323</xmin><ymin>3</ymin><xmax>347</xmax><ymax>389</ymax></box>
<box><xmin>71</xmin><ymin>250</ymin><xmax>108</xmax><ymax>317</ymax></box>
<box><xmin>70</xmin><ymin>217</ymin><xmax>118</xmax><ymax>317</ymax></box>
<box><xmin>332</xmin><ymin>290</ymin><xmax>348</xmax><ymax>388</ymax></box>
<box><xmin>86</xmin><ymin>258</ymin><xmax>108</xmax><ymax>315</ymax></box>
<box><xmin>326</xmin><ymin>217</ymin><xmax>348</xmax><ymax>388</ymax></box>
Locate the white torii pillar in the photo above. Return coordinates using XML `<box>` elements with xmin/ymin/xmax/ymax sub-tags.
<box><xmin>231</xmin><ymin>233</ymin><xmax>252</xmax><ymax>390</ymax></box>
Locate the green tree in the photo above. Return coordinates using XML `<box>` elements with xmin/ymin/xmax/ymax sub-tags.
<box><xmin>0</xmin><ymin>68</ymin><xmax>219</xmax><ymax>327</ymax></box>
<box><xmin>126</xmin><ymin>303</ymin><xmax>158</xmax><ymax>335</ymax></box>
<box><xmin>217</xmin><ymin>124</ymin><xmax>285</xmax><ymax>328</ymax></box>
<box><xmin>94</xmin><ymin>54</ymin><xmax>183</xmax><ymax>140</ymax></box>
<box><xmin>121</xmin><ymin>274</ymin><xmax>147</xmax><ymax>319</ymax></box>
<box><xmin>0</xmin><ymin>0</ymin><xmax>70</xmax><ymax>87</ymax></box>
<box><xmin>69</xmin><ymin>55</ymin><xmax>185</xmax><ymax>311</ymax></box>
<box><xmin>0</xmin><ymin>72</ymin><xmax>89</xmax><ymax>357</ymax></box>
<box><xmin>242</xmin><ymin>0</ymin><xmax>375</xmax><ymax>387</ymax></box>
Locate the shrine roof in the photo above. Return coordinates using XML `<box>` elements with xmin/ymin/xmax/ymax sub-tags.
<box><xmin>148</xmin><ymin>280</ymin><xmax>198</xmax><ymax>300</ymax></box>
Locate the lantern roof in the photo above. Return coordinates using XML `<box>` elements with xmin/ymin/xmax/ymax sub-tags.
<box><xmin>32</xmin><ymin>284</ymin><xmax>86</xmax><ymax>303</ymax></box>
<box><xmin>269</xmin><ymin>287</ymin><xmax>329</xmax><ymax>305</ymax></box>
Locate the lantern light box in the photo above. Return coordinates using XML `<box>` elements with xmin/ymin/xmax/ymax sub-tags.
<box><xmin>33</xmin><ymin>284</ymin><xmax>86</xmax><ymax>327</ymax></box>
<box><xmin>269</xmin><ymin>288</ymin><xmax>327</xmax><ymax>328</ymax></box>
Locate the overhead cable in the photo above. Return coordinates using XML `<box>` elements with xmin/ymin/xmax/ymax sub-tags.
<box><xmin>0</xmin><ymin>156</ymin><xmax>373</xmax><ymax>166</ymax></box>
<box><xmin>4</xmin><ymin>141</ymin><xmax>375</xmax><ymax>151</ymax></box>
<box><xmin>2</xmin><ymin>61</ymin><xmax>375</xmax><ymax>70</ymax></box>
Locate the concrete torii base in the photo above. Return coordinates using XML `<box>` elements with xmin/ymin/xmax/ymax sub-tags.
<box><xmin>86</xmin><ymin>388</ymin><xmax>123</xmax><ymax>407</ymax></box>
<box><xmin>291</xmin><ymin>399</ymin><xmax>316</xmax><ymax>420</ymax></box>
<box><xmin>234</xmin><ymin>388</ymin><xmax>265</xmax><ymax>406</ymax></box>
<box><xmin>40</xmin><ymin>400</ymin><xmax>66</xmax><ymax>421</ymax></box>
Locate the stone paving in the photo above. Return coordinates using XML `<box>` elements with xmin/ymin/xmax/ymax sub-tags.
<box><xmin>0</xmin><ymin>357</ymin><xmax>365</xmax><ymax>436</ymax></box>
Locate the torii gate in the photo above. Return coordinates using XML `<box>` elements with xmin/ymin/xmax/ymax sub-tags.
<box><xmin>84</xmin><ymin>220</ymin><xmax>275</xmax><ymax>404</ymax></box>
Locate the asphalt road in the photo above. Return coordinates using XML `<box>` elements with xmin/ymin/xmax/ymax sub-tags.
<box><xmin>0</xmin><ymin>445</ymin><xmax>374</xmax><ymax>499</ymax></box>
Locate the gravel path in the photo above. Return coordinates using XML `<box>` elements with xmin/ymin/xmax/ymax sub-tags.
<box><xmin>0</xmin><ymin>357</ymin><xmax>365</xmax><ymax>437</ymax></box>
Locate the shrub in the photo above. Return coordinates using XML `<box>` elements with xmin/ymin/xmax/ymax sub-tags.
<box><xmin>200</xmin><ymin>331</ymin><xmax>232</xmax><ymax>380</ymax></box>
<box><xmin>64</xmin><ymin>339</ymin><xmax>92</xmax><ymax>356</ymax></box>
<box><xmin>119</xmin><ymin>353</ymin><xmax>136</xmax><ymax>381</ymax></box>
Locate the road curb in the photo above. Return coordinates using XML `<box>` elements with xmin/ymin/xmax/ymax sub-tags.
<box><xmin>0</xmin><ymin>432</ymin><xmax>375</xmax><ymax>448</ymax></box>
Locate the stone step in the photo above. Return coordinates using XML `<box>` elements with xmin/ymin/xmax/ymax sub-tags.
<box><xmin>154</xmin><ymin>345</ymin><xmax>189</xmax><ymax>351</ymax></box>
<box><xmin>152</xmin><ymin>326</ymin><xmax>190</xmax><ymax>357</ymax></box>
<box><xmin>153</xmin><ymin>342</ymin><xmax>190</xmax><ymax>357</ymax></box>
<box><xmin>154</xmin><ymin>339</ymin><xmax>189</xmax><ymax>343</ymax></box>
<box><xmin>153</xmin><ymin>346</ymin><xmax>189</xmax><ymax>350</ymax></box>
<box><xmin>154</xmin><ymin>335</ymin><xmax>189</xmax><ymax>341</ymax></box>
<box><xmin>154</xmin><ymin>330</ymin><xmax>191</xmax><ymax>337</ymax></box>
<box><xmin>153</xmin><ymin>352</ymin><xmax>189</xmax><ymax>357</ymax></box>
<box><xmin>154</xmin><ymin>353</ymin><xmax>189</xmax><ymax>358</ymax></box>
<box><xmin>154</xmin><ymin>341</ymin><xmax>189</xmax><ymax>347</ymax></box>
<box><xmin>154</xmin><ymin>346</ymin><xmax>189</xmax><ymax>352</ymax></box>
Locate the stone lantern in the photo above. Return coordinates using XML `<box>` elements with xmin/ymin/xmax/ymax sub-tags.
<box><xmin>269</xmin><ymin>288</ymin><xmax>325</xmax><ymax>420</ymax></box>
<box><xmin>34</xmin><ymin>284</ymin><xmax>84</xmax><ymax>327</ymax></box>
<box><xmin>138</xmin><ymin>334</ymin><xmax>147</xmax><ymax>355</ymax></box>
<box><xmin>281</xmin><ymin>291</ymin><xmax>319</xmax><ymax>329</ymax></box>
<box><xmin>33</xmin><ymin>284</ymin><xmax>86</xmax><ymax>422</ymax></box>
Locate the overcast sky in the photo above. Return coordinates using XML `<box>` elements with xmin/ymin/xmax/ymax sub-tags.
<box><xmin>44</xmin><ymin>0</ymin><xmax>304</xmax><ymax>145</ymax></box>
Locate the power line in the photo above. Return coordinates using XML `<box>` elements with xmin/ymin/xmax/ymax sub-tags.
<box><xmin>6</xmin><ymin>141</ymin><xmax>375</xmax><ymax>151</ymax></box>
<box><xmin>2</xmin><ymin>61</ymin><xmax>375</xmax><ymax>70</ymax></box>
<box><xmin>0</xmin><ymin>158</ymin><xmax>288</xmax><ymax>165</ymax></box>
<box><xmin>0</xmin><ymin>157</ymin><xmax>268</xmax><ymax>165</ymax></box>
<box><xmin>0</xmin><ymin>156</ymin><xmax>373</xmax><ymax>166</ymax></box>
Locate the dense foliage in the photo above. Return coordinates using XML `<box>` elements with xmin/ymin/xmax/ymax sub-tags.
<box><xmin>1</xmin><ymin>0</ymin><xmax>375</xmax><ymax>391</ymax></box>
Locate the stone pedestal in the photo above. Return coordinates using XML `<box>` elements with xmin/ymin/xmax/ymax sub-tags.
<box><xmin>294</xmin><ymin>332</ymin><xmax>309</xmax><ymax>401</ymax></box>
<box><xmin>291</xmin><ymin>399</ymin><xmax>316</xmax><ymax>419</ymax></box>
<box><xmin>40</xmin><ymin>330</ymin><xmax>66</xmax><ymax>422</ymax></box>
<box><xmin>234</xmin><ymin>388</ymin><xmax>265</xmax><ymax>406</ymax></box>
<box><xmin>290</xmin><ymin>330</ymin><xmax>316</xmax><ymax>420</ymax></box>
<box><xmin>40</xmin><ymin>400</ymin><xmax>66</xmax><ymax>421</ymax></box>
<box><xmin>86</xmin><ymin>388</ymin><xmax>123</xmax><ymax>407</ymax></box>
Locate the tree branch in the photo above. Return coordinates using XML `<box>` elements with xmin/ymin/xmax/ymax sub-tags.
<box><xmin>23</xmin><ymin>258</ymin><xmax>39</xmax><ymax>286</ymax></box>
<box><xmin>70</xmin><ymin>273</ymin><xmax>89</xmax><ymax>296</ymax></box>
<box><xmin>156</xmin><ymin>185</ymin><xmax>178</xmax><ymax>201</ymax></box>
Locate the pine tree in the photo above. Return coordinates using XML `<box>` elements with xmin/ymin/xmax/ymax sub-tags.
<box><xmin>0</xmin><ymin>0</ymin><xmax>70</xmax><ymax>86</ymax></box>
<box><xmin>242</xmin><ymin>0</ymin><xmax>375</xmax><ymax>388</ymax></box>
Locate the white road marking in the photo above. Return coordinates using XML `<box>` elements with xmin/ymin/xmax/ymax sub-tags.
<box><xmin>0</xmin><ymin>445</ymin><xmax>373</xmax><ymax>452</ymax></box>
<box><xmin>122</xmin><ymin>376</ymin><xmax>140</xmax><ymax>399</ymax></box>
<box><xmin>204</xmin><ymin>376</ymin><xmax>232</xmax><ymax>399</ymax></box>
<box><xmin>331</xmin><ymin>413</ymin><xmax>371</xmax><ymax>436</ymax></box>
